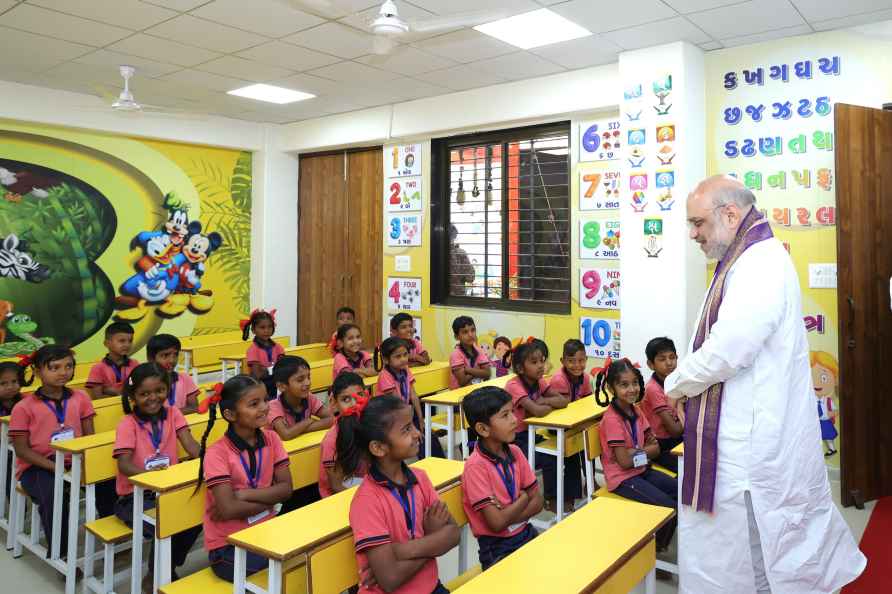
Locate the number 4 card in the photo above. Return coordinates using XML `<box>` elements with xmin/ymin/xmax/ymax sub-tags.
<box><xmin>387</xmin><ymin>277</ymin><xmax>422</xmax><ymax>312</ymax></box>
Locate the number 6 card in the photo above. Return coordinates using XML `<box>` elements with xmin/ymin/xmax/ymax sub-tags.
<box><xmin>580</xmin><ymin>119</ymin><xmax>622</xmax><ymax>162</ymax></box>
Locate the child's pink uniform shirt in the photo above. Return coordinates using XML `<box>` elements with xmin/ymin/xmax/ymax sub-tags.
<box><xmin>640</xmin><ymin>376</ymin><xmax>678</xmax><ymax>440</ymax></box>
<box><xmin>9</xmin><ymin>389</ymin><xmax>95</xmax><ymax>478</ymax></box>
<box><xmin>87</xmin><ymin>357</ymin><xmax>139</xmax><ymax>393</ymax></box>
<box><xmin>318</xmin><ymin>422</ymin><xmax>368</xmax><ymax>498</ymax></box>
<box><xmin>332</xmin><ymin>351</ymin><xmax>372</xmax><ymax>379</ymax></box>
<box><xmin>375</xmin><ymin>367</ymin><xmax>416</xmax><ymax>403</ymax></box>
<box><xmin>462</xmin><ymin>443</ymin><xmax>538</xmax><ymax>538</ymax></box>
<box><xmin>448</xmin><ymin>344</ymin><xmax>490</xmax><ymax>389</ymax></box>
<box><xmin>547</xmin><ymin>367</ymin><xmax>593</xmax><ymax>402</ymax></box>
<box><xmin>113</xmin><ymin>407</ymin><xmax>188</xmax><ymax>495</ymax></box>
<box><xmin>167</xmin><ymin>371</ymin><xmax>199</xmax><ymax>410</ymax></box>
<box><xmin>599</xmin><ymin>404</ymin><xmax>652</xmax><ymax>491</ymax></box>
<box><xmin>202</xmin><ymin>428</ymin><xmax>289</xmax><ymax>550</ymax></box>
<box><xmin>267</xmin><ymin>394</ymin><xmax>324</xmax><ymax>427</ymax></box>
<box><xmin>504</xmin><ymin>376</ymin><xmax>549</xmax><ymax>433</ymax></box>
<box><xmin>246</xmin><ymin>341</ymin><xmax>285</xmax><ymax>369</ymax></box>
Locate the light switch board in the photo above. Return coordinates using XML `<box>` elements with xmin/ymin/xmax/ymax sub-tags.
<box><xmin>808</xmin><ymin>263</ymin><xmax>837</xmax><ymax>289</ymax></box>
<box><xmin>395</xmin><ymin>255</ymin><xmax>411</xmax><ymax>272</ymax></box>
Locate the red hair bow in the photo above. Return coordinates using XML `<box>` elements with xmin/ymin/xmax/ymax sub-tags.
<box><xmin>16</xmin><ymin>352</ymin><xmax>35</xmax><ymax>368</ymax></box>
<box><xmin>239</xmin><ymin>308</ymin><xmax>278</xmax><ymax>332</ymax></box>
<box><xmin>590</xmin><ymin>356</ymin><xmax>614</xmax><ymax>377</ymax></box>
<box><xmin>525</xmin><ymin>336</ymin><xmax>536</xmax><ymax>344</ymax></box>
<box><xmin>198</xmin><ymin>383</ymin><xmax>224</xmax><ymax>414</ymax></box>
<box><xmin>341</xmin><ymin>393</ymin><xmax>369</xmax><ymax>419</ymax></box>
<box><xmin>328</xmin><ymin>334</ymin><xmax>339</xmax><ymax>354</ymax></box>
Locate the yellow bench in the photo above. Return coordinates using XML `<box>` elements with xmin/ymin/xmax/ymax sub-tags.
<box><xmin>185</xmin><ymin>457</ymin><xmax>465</xmax><ymax>594</ymax></box>
<box><xmin>179</xmin><ymin>335</ymin><xmax>291</xmax><ymax>380</ymax></box>
<box><xmin>452</xmin><ymin>497</ymin><xmax>674</xmax><ymax>594</ymax></box>
<box><xmin>219</xmin><ymin>343</ymin><xmax>332</xmax><ymax>380</ymax></box>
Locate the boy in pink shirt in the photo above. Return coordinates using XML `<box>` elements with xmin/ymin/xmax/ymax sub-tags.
<box><xmin>448</xmin><ymin>316</ymin><xmax>491</xmax><ymax>389</ymax></box>
<box><xmin>547</xmin><ymin>339</ymin><xmax>594</xmax><ymax>402</ymax></box>
<box><xmin>390</xmin><ymin>313</ymin><xmax>430</xmax><ymax>367</ymax></box>
<box><xmin>641</xmin><ymin>337</ymin><xmax>684</xmax><ymax>472</ymax></box>
<box><xmin>461</xmin><ymin>386</ymin><xmax>542</xmax><ymax>569</ymax></box>
<box><xmin>147</xmin><ymin>334</ymin><xmax>201</xmax><ymax>413</ymax></box>
<box><xmin>87</xmin><ymin>322</ymin><xmax>139</xmax><ymax>398</ymax></box>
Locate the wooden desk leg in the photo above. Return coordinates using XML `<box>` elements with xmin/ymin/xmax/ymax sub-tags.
<box><xmin>233</xmin><ymin>546</ymin><xmax>247</xmax><ymax>594</ymax></box>
<box><xmin>527</xmin><ymin>426</ymin><xmax>535</xmax><ymax>472</ymax></box>
<box><xmin>556</xmin><ymin>428</ymin><xmax>565</xmax><ymax>522</ymax></box>
<box><xmin>0</xmin><ymin>424</ymin><xmax>8</xmax><ymax>530</ymax></box>
<box><xmin>424</xmin><ymin>403</ymin><xmax>433</xmax><ymax>459</ymax></box>
<box><xmin>64</xmin><ymin>454</ymin><xmax>81</xmax><ymax>594</ymax></box>
<box><xmin>51</xmin><ymin>451</ymin><xmax>65</xmax><ymax>562</ymax></box>
<box><xmin>267</xmin><ymin>559</ymin><xmax>282</xmax><ymax>594</ymax></box>
<box><xmin>446</xmin><ymin>406</ymin><xmax>455</xmax><ymax>460</ymax></box>
<box><xmin>131</xmin><ymin>486</ymin><xmax>145</xmax><ymax>594</ymax></box>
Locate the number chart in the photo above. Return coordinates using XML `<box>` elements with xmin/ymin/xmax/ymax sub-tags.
<box><xmin>385</xmin><ymin>176</ymin><xmax>422</xmax><ymax>212</ymax></box>
<box><xmin>387</xmin><ymin>277</ymin><xmax>422</xmax><ymax>312</ymax></box>
<box><xmin>580</xmin><ymin>119</ymin><xmax>622</xmax><ymax>162</ymax></box>
<box><xmin>385</xmin><ymin>143</ymin><xmax>422</xmax><ymax>178</ymax></box>
<box><xmin>580</xmin><ymin>317</ymin><xmax>621</xmax><ymax>359</ymax></box>
<box><xmin>579</xmin><ymin>217</ymin><xmax>621</xmax><ymax>260</ymax></box>
<box><xmin>580</xmin><ymin>267</ymin><xmax>620</xmax><ymax>310</ymax></box>
<box><xmin>387</xmin><ymin>213</ymin><xmax>422</xmax><ymax>247</ymax></box>
<box><xmin>579</xmin><ymin>169</ymin><xmax>621</xmax><ymax>211</ymax></box>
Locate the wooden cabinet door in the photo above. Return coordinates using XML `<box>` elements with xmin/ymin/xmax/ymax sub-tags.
<box><xmin>298</xmin><ymin>153</ymin><xmax>347</xmax><ymax>344</ymax></box>
<box><xmin>346</xmin><ymin>149</ymin><xmax>383</xmax><ymax>346</ymax></box>
<box><xmin>835</xmin><ymin>103</ymin><xmax>892</xmax><ymax>506</ymax></box>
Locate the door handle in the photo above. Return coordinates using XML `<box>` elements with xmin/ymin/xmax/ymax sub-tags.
<box><xmin>847</xmin><ymin>296</ymin><xmax>855</xmax><ymax>350</ymax></box>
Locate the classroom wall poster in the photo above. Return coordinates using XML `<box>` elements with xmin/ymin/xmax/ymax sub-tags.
<box><xmin>385</xmin><ymin>144</ymin><xmax>422</xmax><ymax>178</ymax></box>
<box><xmin>385</xmin><ymin>176</ymin><xmax>422</xmax><ymax>212</ymax></box>
<box><xmin>579</xmin><ymin>169</ymin><xmax>621</xmax><ymax>211</ymax></box>
<box><xmin>579</xmin><ymin>216</ymin><xmax>621</xmax><ymax>260</ymax></box>
<box><xmin>387</xmin><ymin>213</ymin><xmax>422</xmax><ymax>247</ymax></box>
<box><xmin>579</xmin><ymin>119</ymin><xmax>622</xmax><ymax>162</ymax></box>
<box><xmin>386</xmin><ymin>277</ymin><xmax>422</xmax><ymax>312</ymax></box>
<box><xmin>0</xmin><ymin>121</ymin><xmax>251</xmax><ymax>361</ymax></box>
<box><xmin>580</xmin><ymin>317</ymin><xmax>621</xmax><ymax>359</ymax></box>
<box><xmin>580</xmin><ymin>267</ymin><xmax>620</xmax><ymax>310</ymax></box>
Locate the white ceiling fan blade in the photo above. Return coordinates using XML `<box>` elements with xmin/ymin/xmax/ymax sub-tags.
<box><xmin>408</xmin><ymin>9</ymin><xmax>511</xmax><ymax>33</ymax></box>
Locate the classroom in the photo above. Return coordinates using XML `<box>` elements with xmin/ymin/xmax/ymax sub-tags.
<box><xmin>0</xmin><ymin>1</ymin><xmax>889</xmax><ymax>593</ymax></box>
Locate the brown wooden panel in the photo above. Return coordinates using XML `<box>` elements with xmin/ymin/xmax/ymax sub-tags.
<box><xmin>834</xmin><ymin>103</ymin><xmax>892</xmax><ymax>506</ymax></box>
<box><xmin>346</xmin><ymin>148</ymin><xmax>383</xmax><ymax>346</ymax></box>
<box><xmin>298</xmin><ymin>153</ymin><xmax>346</xmax><ymax>344</ymax></box>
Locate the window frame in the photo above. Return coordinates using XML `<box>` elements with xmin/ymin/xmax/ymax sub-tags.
<box><xmin>430</xmin><ymin>121</ymin><xmax>572</xmax><ymax>315</ymax></box>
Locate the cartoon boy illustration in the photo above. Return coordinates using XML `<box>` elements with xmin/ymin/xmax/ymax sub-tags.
<box><xmin>810</xmin><ymin>350</ymin><xmax>839</xmax><ymax>457</ymax></box>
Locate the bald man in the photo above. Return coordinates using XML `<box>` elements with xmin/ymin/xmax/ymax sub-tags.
<box><xmin>664</xmin><ymin>176</ymin><xmax>864</xmax><ymax>593</ymax></box>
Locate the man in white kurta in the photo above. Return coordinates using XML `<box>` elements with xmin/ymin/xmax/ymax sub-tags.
<box><xmin>665</xmin><ymin>176</ymin><xmax>865</xmax><ymax>593</ymax></box>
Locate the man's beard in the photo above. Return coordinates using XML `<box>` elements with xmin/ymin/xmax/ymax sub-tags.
<box><xmin>705</xmin><ymin>239</ymin><xmax>731</xmax><ymax>261</ymax></box>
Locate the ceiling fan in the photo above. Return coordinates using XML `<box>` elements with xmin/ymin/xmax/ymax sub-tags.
<box><xmin>284</xmin><ymin>0</ymin><xmax>509</xmax><ymax>54</ymax></box>
<box><xmin>78</xmin><ymin>65</ymin><xmax>204</xmax><ymax>118</ymax></box>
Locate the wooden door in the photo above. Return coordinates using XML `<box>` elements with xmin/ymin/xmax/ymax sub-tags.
<box><xmin>297</xmin><ymin>149</ymin><xmax>383</xmax><ymax>346</ymax></box>
<box><xmin>835</xmin><ymin>103</ymin><xmax>892</xmax><ymax>506</ymax></box>
<box><xmin>298</xmin><ymin>153</ymin><xmax>347</xmax><ymax>344</ymax></box>
<box><xmin>346</xmin><ymin>149</ymin><xmax>383</xmax><ymax>346</ymax></box>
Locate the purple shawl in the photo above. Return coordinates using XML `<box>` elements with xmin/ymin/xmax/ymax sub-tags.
<box><xmin>683</xmin><ymin>206</ymin><xmax>774</xmax><ymax>512</ymax></box>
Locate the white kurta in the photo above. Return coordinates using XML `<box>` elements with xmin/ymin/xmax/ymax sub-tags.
<box><xmin>665</xmin><ymin>238</ymin><xmax>865</xmax><ymax>594</ymax></box>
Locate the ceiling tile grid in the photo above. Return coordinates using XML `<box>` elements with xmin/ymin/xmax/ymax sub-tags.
<box><xmin>0</xmin><ymin>0</ymin><xmax>889</xmax><ymax>124</ymax></box>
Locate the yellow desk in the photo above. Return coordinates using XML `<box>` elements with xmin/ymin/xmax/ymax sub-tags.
<box><xmin>127</xmin><ymin>429</ymin><xmax>328</xmax><ymax>594</ymax></box>
<box><xmin>219</xmin><ymin>342</ymin><xmax>331</xmax><ymax>381</ymax></box>
<box><xmin>421</xmin><ymin>374</ymin><xmax>514</xmax><ymax>460</ymax></box>
<box><xmin>225</xmin><ymin>457</ymin><xmax>464</xmax><ymax>594</ymax></box>
<box><xmin>453</xmin><ymin>497</ymin><xmax>673</xmax><ymax>594</ymax></box>
<box><xmin>671</xmin><ymin>443</ymin><xmax>684</xmax><ymax>456</ymax></box>
<box><xmin>525</xmin><ymin>396</ymin><xmax>607</xmax><ymax>522</ymax></box>
<box><xmin>179</xmin><ymin>335</ymin><xmax>289</xmax><ymax>381</ymax></box>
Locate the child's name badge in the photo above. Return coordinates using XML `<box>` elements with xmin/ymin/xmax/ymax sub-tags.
<box><xmin>507</xmin><ymin>521</ymin><xmax>527</xmax><ymax>533</ymax></box>
<box><xmin>144</xmin><ymin>454</ymin><xmax>171</xmax><ymax>471</ymax></box>
<box><xmin>471</xmin><ymin>377</ymin><xmax>483</xmax><ymax>385</ymax></box>
<box><xmin>247</xmin><ymin>508</ymin><xmax>271</xmax><ymax>525</ymax></box>
<box><xmin>50</xmin><ymin>426</ymin><xmax>75</xmax><ymax>443</ymax></box>
<box><xmin>267</xmin><ymin>365</ymin><xmax>274</xmax><ymax>375</ymax></box>
<box><xmin>632</xmin><ymin>449</ymin><xmax>648</xmax><ymax>468</ymax></box>
<box><xmin>342</xmin><ymin>476</ymin><xmax>363</xmax><ymax>489</ymax></box>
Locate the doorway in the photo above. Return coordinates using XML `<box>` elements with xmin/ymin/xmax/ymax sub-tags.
<box><xmin>298</xmin><ymin>148</ymin><xmax>383</xmax><ymax>347</ymax></box>
<box><xmin>834</xmin><ymin>103</ymin><xmax>892</xmax><ymax>506</ymax></box>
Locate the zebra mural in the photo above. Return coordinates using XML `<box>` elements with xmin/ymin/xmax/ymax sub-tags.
<box><xmin>0</xmin><ymin>234</ymin><xmax>50</xmax><ymax>283</ymax></box>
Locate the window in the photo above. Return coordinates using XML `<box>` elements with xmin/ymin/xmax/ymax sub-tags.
<box><xmin>431</xmin><ymin>122</ymin><xmax>571</xmax><ymax>314</ymax></box>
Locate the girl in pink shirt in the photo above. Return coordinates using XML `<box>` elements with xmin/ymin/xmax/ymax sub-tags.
<box><xmin>342</xmin><ymin>395</ymin><xmax>460</xmax><ymax>594</ymax></box>
<box><xmin>548</xmin><ymin>339</ymin><xmax>594</xmax><ymax>402</ymax></box>
<box><xmin>504</xmin><ymin>339</ymin><xmax>578</xmax><ymax>512</ymax></box>
<box><xmin>332</xmin><ymin>323</ymin><xmax>375</xmax><ymax>379</ymax></box>
<box><xmin>241</xmin><ymin>309</ymin><xmax>284</xmax><ymax>399</ymax></box>
<box><xmin>114</xmin><ymin>363</ymin><xmax>200</xmax><ymax>583</ymax></box>
<box><xmin>147</xmin><ymin>334</ymin><xmax>201</xmax><ymax>413</ymax></box>
<box><xmin>374</xmin><ymin>337</ymin><xmax>444</xmax><ymax>459</ymax></box>
<box><xmin>9</xmin><ymin>346</ymin><xmax>99</xmax><ymax>559</ymax></box>
<box><xmin>319</xmin><ymin>372</ymin><xmax>369</xmax><ymax>498</ymax></box>
<box><xmin>0</xmin><ymin>361</ymin><xmax>23</xmax><ymax>498</ymax></box>
<box><xmin>594</xmin><ymin>358</ymin><xmax>676</xmax><ymax>550</ymax></box>
<box><xmin>196</xmin><ymin>375</ymin><xmax>293</xmax><ymax>582</ymax></box>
